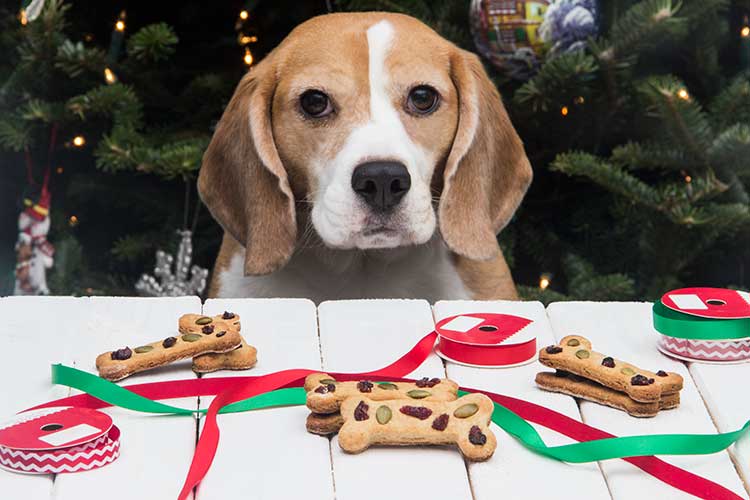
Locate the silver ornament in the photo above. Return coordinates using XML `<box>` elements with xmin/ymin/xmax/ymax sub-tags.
<box><xmin>135</xmin><ymin>230</ymin><xmax>209</xmax><ymax>296</ymax></box>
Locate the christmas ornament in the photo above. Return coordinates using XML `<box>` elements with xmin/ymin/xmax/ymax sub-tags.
<box><xmin>20</xmin><ymin>0</ymin><xmax>45</xmax><ymax>23</ymax></box>
<box><xmin>538</xmin><ymin>0</ymin><xmax>598</xmax><ymax>56</ymax></box>
<box><xmin>14</xmin><ymin>176</ymin><xmax>55</xmax><ymax>296</ymax></box>
<box><xmin>135</xmin><ymin>229</ymin><xmax>208</xmax><ymax>297</ymax></box>
<box><xmin>469</xmin><ymin>0</ymin><xmax>551</xmax><ymax>78</ymax></box>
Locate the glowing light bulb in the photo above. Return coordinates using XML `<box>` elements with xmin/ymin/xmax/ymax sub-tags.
<box><xmin>104</xmin><ymin>67</ymin><xmax>117</xmax><ymax>84</ymax></box>
<box><xmin>56</xmin><ymin>166</ymin><xmax>64</xmax><ymax>174</ymax></box>
<box><xmin>68</xmin><ymin>215</ymin><xmax>79</xmax><ymax>227</ymax></box>
<box><xmin>19</xmin><ymin>9</ymin><xmax>28</xmax><ymax>25</ymax></box>
<box><xmin>677</xmin><ymin>88</ymin><xmax>689</xmax><ymax>100</ymax></box>
<box><xmin>685</xmin><ymin>175</ymin><xmax>692</xmax><ymax>183</ymax></box>
<box><xmin>239</xmin><ymin>10</ymin><xmax>249</xmax><ymax>20</ymax></box>
<box><xmin>560</xmin><ymin>106</ymin><xmax>569</xmax><ymax>116</ymax></box>
<box><xmin>238</xmin><ymin>34</ymin><xmax>257</xmax><ymax>45</ymax></box>
<box><xmin>742</xmin><ymin>26</ymin><xmax>750</xmax><ymax>38</ymax></box>
<box><xmin>539</xmin><ymin>273</ymin><xmax>552</xmax><ymax>290</ymax></box>
<box><xmin>243</xmin><ymin>47</ymin><xmax>254</xmax><ymax>66</ymax></box>
<box><xmin>72</xmin><ymin>135</ymin><xmax>86</xmax><ymax>147</ymax></box>
<box><xmin>574</xmin><ymin>96</ymin><xmax>585</xmax><ymax>104</ymax></box>
<box><xmin>115</xmin><ymin>20</ymin><xmax>125</xmax><ymax>32</ymax></box>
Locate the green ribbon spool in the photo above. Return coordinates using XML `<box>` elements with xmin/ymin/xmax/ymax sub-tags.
<box><xmin>652</xmin><ymin>301</ymin><xmax>750</xmax><ymax>340</ymax></box>
<box><xmin>48</xmin><ymin>364</ymin><xmax>750</xmax><ymax>464</ymax></box>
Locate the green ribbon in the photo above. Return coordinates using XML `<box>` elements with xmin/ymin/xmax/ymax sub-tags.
<box><xmin>653</xmin><ymin>301</ymin><xmax>750</xmax><ymax>340</ymax></box>
<box><xmin>48</xmin><ymin>365</ymin><xmax>750</xmax><ymax>464</ymax></box>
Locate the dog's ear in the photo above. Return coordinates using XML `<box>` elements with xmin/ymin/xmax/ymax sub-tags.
<box><xmin>198</xmin><ymin>54</ymin><xmax>296</xmax><ymax>275</ymax></box>
<box><xmin>439</xmin><ymin>49</ymin><xmax>532</xmax><ymax>260</ymax></box>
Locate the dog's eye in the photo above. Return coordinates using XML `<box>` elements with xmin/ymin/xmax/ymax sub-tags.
<box><xmin>300</xmin><ymin>90</ymin><xmax>333</xmax><ymax>118</ymax></box>
<box><xmin>406</xmin><ymin>85</ymin><xmax>439</xmax><ymax>115</ymax></box>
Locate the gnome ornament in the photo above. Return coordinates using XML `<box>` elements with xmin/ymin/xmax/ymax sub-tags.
<box><xmin>14</xmin><ymin>178</ymin><xmax>55</xmax><ymax>295</ymax></box>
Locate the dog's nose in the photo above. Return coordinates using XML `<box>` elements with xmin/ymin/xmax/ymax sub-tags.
<box><xmin>351</xmin><ymin>161</ymin><xmax>411</xmax><ymax>212</ymax></box>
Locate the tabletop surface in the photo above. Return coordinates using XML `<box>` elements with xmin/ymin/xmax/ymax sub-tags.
<box><xmin>0</xmin><ymin>296</ymin><xmax>748</xmax><ymax>500</ymax></box>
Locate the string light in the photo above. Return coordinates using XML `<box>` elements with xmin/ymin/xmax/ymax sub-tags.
<box><xmin>574</xmin><ymin>96</ymin><xmax>585</xmax><ymax>105</ymax></box>
<box><xmin>560</xmin><ymin>106</ymin><xmax>569</xmax><ymax>116</ymax></box>
<box><xmin>115</xmin><ymin>19</ymin><xmax>125</xmax><ymax>32</ymax></box>
<box><xmin>539</xmin><ymin>273</ymin><xmax>552</xmax><ymax>290</ymax></box>
<box><xmin>685</xmin><ymin>175</ymin><xmax>692</xmax><ymax>183</ymax></box>
<box><xmin>68</xmin><ymin>215</ymin><xmax>79</xmax><ymax>227</ymax></box>
<box><xmin>72</xmin><ymin>135</ymin><xmax>86</xmax><ymax>147</ymax></box>
<box><xmin>677</xmin><ymin>88</ymin><xmax>690</xmax><ymax>100</ymax></box>
<box><xmin>19</xmin><ymin>9</ymin><xmax>28</xmax><ymax>25</ymax></box>
<box><xmin>243</xmin><ymin>47</ymin><xmax>254</xmax><ymax>66</ymax></box>
<box><xmin>742</xmin><ymin>26</ymin><xmax>750</xmax><ymax>38</ymax></box>
<box><xmin>238</xmin><ymin>34</ymin><xmax>258</xmax><ymax>45</ymax></box>
<box><xmin>239</xmin><ymin>10</ymin><xmax>249</xmax><ymax>20</ymax></box>
<box><xmin>56</xmin><ymin>166</ymin><xmax>64</xmax><ymax>174</ymax></box>
<box><xmin>104</xmin><ymin>67</ymin><xmax>117</xmax><ymax>84</ymax></box>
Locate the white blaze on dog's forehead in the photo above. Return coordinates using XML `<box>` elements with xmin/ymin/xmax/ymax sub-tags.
<box><xmin>366</xmin><ymin>20</ymin><xmax>397</xmax><ymax>124</ymax></box>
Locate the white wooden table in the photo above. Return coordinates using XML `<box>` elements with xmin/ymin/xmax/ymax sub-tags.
<box><xmin>1</xmin><ymin>297</ymin><xmax>748</xmax><ymax>500</ymax></box>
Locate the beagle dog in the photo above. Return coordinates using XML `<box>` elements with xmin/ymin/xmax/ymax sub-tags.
<box><xmin>198</xmin><ymin>12</ymin><xmax>532</xmax><ymax>303</ymax></box>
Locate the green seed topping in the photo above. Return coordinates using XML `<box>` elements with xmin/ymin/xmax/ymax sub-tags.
<box><xmin>621</xmin><ymin>367</ymin><xmax>635</xmax><ymax>376</ymax></box>
<box><xmin>376</xmin><ymin>405</ymin><xmax>392</xmax><ymax>424</ymax></box>
<box><xmin>319</xmin><ymin>378</ymin><xmax>336</xmax><ymax>385</ymax></box>
<box><xmin>181</xmin><ymin>333</ymin><xmax>202</xmax><ymax>342</ymax></box>
<box><xmin>453</xmin><ymin>403</ymin><xmax>479</xmax><ymax>418</ymax></box>
<box><xmin>406</xmin><ymin>389</ymin><xmax>431</xmax><ymax>399</ymax></box>
<box><xmin>377</xmin><ymin>382</ymin><xmax>399</xmax><ymax>390</ymax></box>
<box><xmin>195</xmin><ymin>316</ymin><xmax>213</xmax><ymax>325</ymax></box>
<box><xmin>575</xmin><ymin>349</ymin><xmax>590</xmax><ymax>359</ymax></box>
<box><xmin>567</xmin><ymin>338</ymin><xmax>581</xmax><ymax>347</ymax></box>
<box><xmin>134</xmin><ymin>345</ymin><xmax>154</xmax><ymax>354</ymax></box>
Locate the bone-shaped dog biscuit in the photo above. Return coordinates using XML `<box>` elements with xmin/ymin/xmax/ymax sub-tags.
<box><xmin>179</xmin><ymin>311</ymin><xmax>241</xmax><ymax>335</ymax></box>
<box><xmin>305</xmin><ymin>373</ymin><xmax>459</xmax><ymax>414</ymax></box>
<box><xmin>536</xmin><ymin>371</ymin><xmax>680</xmax><ymax>417</ymax></box>
<box><xmin>306</xmin><ymin>412</ymin><xmax>344</xmax><ymax>436</ymax></box>
<box><xmin>337</xmin><ymin>393</ymin><xmax>496</xmax><ymax>461</ymax></box>
<box><xmin>96</xmin><ymin>315</ymin><xmax>242</xmax><ymax>381</ymax></box>
<box><xmin>538</xmin><ymin>335</ymin><xmax>683</xmax><ymax>403</ymax></box>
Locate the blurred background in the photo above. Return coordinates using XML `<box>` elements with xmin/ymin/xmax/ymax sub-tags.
<box><xmin>1</xmin><ymin>0</ymin><xmax>748</xmax><ymax>301</ymax></box>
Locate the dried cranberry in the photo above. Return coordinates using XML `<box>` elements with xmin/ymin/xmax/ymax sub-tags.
<box><xmin>162</xmin><ymin>337</ymin><xmax>177</xmax><ymax>348</ymax></box>
<box><xmin>357</xmin><ymin>380</ymin><xmax>374</xmax><ymax>393</ymax></box>
<box><xmin>354</xmin><ymin>401</ymin><xmax>369</xmax><ymax>421</ymax></box>
<box><xmin>400</xmin><ymin>405</ymin><xmax>433</xmax><ymax>420</ymax></box>
<box><xmin>202</xmin><ymin>325</ymin><xmax>215</xmax><ymax>334</ymax></box>
<box><xmin>631</xmin><ymin>374</ymin><xmax>655</xmax><ymax>386</ymax></box>
<box><xmin>469</xmin><ymin>426</ymin><xmax>487</xmax><ymax>446</ymax></box>
<box><xmin>416</xmin><ymin>377</ymin><xmax>441</xmax><ymax>388</ymax></box>
<box><xmin>222</xmin><ymin>311</ymin><xmax>235</xmax><ymax>320</ymax></box>
<box><xmin>314</xmin><ymin>384</ymin><xmax>336</xmax><ymax>394</ymax></box>
<box><xmin>601</xmin><ymin>357</ymin><xmax>616</xmax><ymax>368</ymax></box>
<box><xmin>216</xmin><ymin>331</ymin><xmax>226</xmax><ymax>337</ymax></box>
<box><xmin>656</xmin><ymin>370</ymin><xmax>668</xmax><ymax>377</ymax></box>
<box><xmin>545</xmin><ymin>345</ymin><xmax>563</xmax><ymax>354</ymax></box>
<box><xmin>432</xmin><ymin>414</ymin><xmax>449</xmax><ymax>431</ymax></box>
<box><xmin>111</xmin><ymin>347</ymin><xmax>132</xmax><ymax>361</ymax></box>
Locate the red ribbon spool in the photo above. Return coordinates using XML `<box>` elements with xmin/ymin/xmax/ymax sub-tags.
<box><xmin>435</xmin><ymin>313</ymin><xmax>536</xmax><ymax>367</ymax></box>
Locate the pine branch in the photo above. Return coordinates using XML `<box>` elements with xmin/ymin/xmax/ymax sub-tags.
<box><xmin>708</xmin><ymin>74</ymin><xmax>750</xmax><ymax>130</ymax></box>
<box><xmin>55</xmin><ymin>39</ymin><xmax>107</xmax><ymax>78</ymax></box>
<box><xmin>708</xmin><ymin>124</ymin><xmax>750</xmax><ymax>176</ymax></box>
<box><xmin>126</xmin><ymin>23</ymin><xmax>178</xmax><ymax>63</ymax></box>
<box><xmin>612</xmin><ymin>141</ymin><xmax>694</xmax><ymax>171</ymax></box>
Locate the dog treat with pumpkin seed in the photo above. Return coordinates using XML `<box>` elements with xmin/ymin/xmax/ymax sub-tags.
<box><xmin>337</xmin><ymin>393</ymin><xmax>496</xmax><ymax>461</ymax></box>
<box><xmin>538</xmin><ymin>335</ymin><xmax>683</xmax><ymax>403</ymax></box>
<box><xmin>179</xmin><ymin>311</ymin><xmax>241</xmax><ymax>335</ymax></box>
<box><xmin>304</xmin><ymin>373</ymin><xmax>460</xmax><ymax>415</ymax></box>
<box><xmin>96</xmin><ymin>315</ymin><xmax>242</xmax><ymax>381</ymax></box>
<box><xmin>192</xmin><ymin>336</ymin><xmax>257</xmax><ymax>374</ymax></box>
<box><xmin>535</xmin><ymin>371</ymin><xmax>680</xmax><ymax>417</ymax></box>
<box><xmin>306</xmin><ymin>412</ymin><xmax>345</xmax><ymax>436</ymax></box>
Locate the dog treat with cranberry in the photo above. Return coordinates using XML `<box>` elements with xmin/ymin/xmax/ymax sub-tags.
<box><xmin>192</xmin><ymin>336</ymin><xmax>257</xmax><ymax>374</ymax></box>
<box><xmin>179</xmin><ymin>311</ymin><xmax>241</xmax><ymax>335</ymax></box>
<box><xmin>96</xmin><ymin>315</ymin><xmax>242</xmax><ymax>381</ymax></box>
<box><xmin>337</xmin><ymin>393</ymin><xmax>496</xmax><ymax>461</ymax></box>
<box><xmin>535</xmin><ymin>371</ymin><xmax>680</xmax><ymax>417</ymax></box>
<box><xmin>538</xmin><ymin>335</ymin><xmax>683</xmax><ymax>403</ymax></box>
<box><xmin>304</xmin><ymin>373</ymin><xmax>459</xmax><ymax>415</ymax></box>
<box><xmin>306</xmin><ymin>412</ymin><xmax>345</xmax><ymax>436</ymax></box>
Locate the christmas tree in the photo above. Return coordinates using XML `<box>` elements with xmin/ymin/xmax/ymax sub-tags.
<box><xmin>1</xmin><ymin>0</ymin><xmax>748</xmax><ymax>300</ymax></box>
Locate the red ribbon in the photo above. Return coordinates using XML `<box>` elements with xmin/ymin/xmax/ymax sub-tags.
<box><xmin>32</xmin><ymin>332</ymin><xmax>743</xmax><ymax>500</ymax></box>
<box><xmin>437</xmin><ymin>336</ymin><xmax>537</xmax><ymax>366</ymax></box>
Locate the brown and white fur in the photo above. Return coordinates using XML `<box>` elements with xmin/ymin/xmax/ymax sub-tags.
<box><xmin>198</xmin><ymin>13</ymin><xmax>532</xmax><ymax>303</ymax></box>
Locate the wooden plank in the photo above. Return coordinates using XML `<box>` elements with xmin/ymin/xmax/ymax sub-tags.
<box><xmin>318</xmin><ymin>299</ymin><xmax>472</xmax><ymax>500</ymax></box>
<box><xmin>0</xmin><ymin>296</ymin><xmax>85</xmax><ymax>500</ymax></box>
<box><xmin>434</xmin><ymin>300</ymin><xmax>611</xmax><ymax>500</ymax></box>
<box><xmin>546</xmin><ymin>301</ymin><xmax>747</xmax><ymax>499</ymax></box>
<box><xmin>53</xmin><ymin>296</ymin><xmax>202</xmax><ymax>500</ymax></box>
<box><xmin>690</xmin><ymin>360</ymin><xmax>750</xmax><ymax>492</ymax></box>
<box><xmin>196</xmin><ymin>298</ymin><xmax>333</xmax><ymax>500</ymax></box>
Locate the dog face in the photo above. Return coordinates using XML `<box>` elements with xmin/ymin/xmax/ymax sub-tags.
<box><xmin>199</xmin><ymin>13</ymin><xmax>532</xmax><ymax>275</ymax></box>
